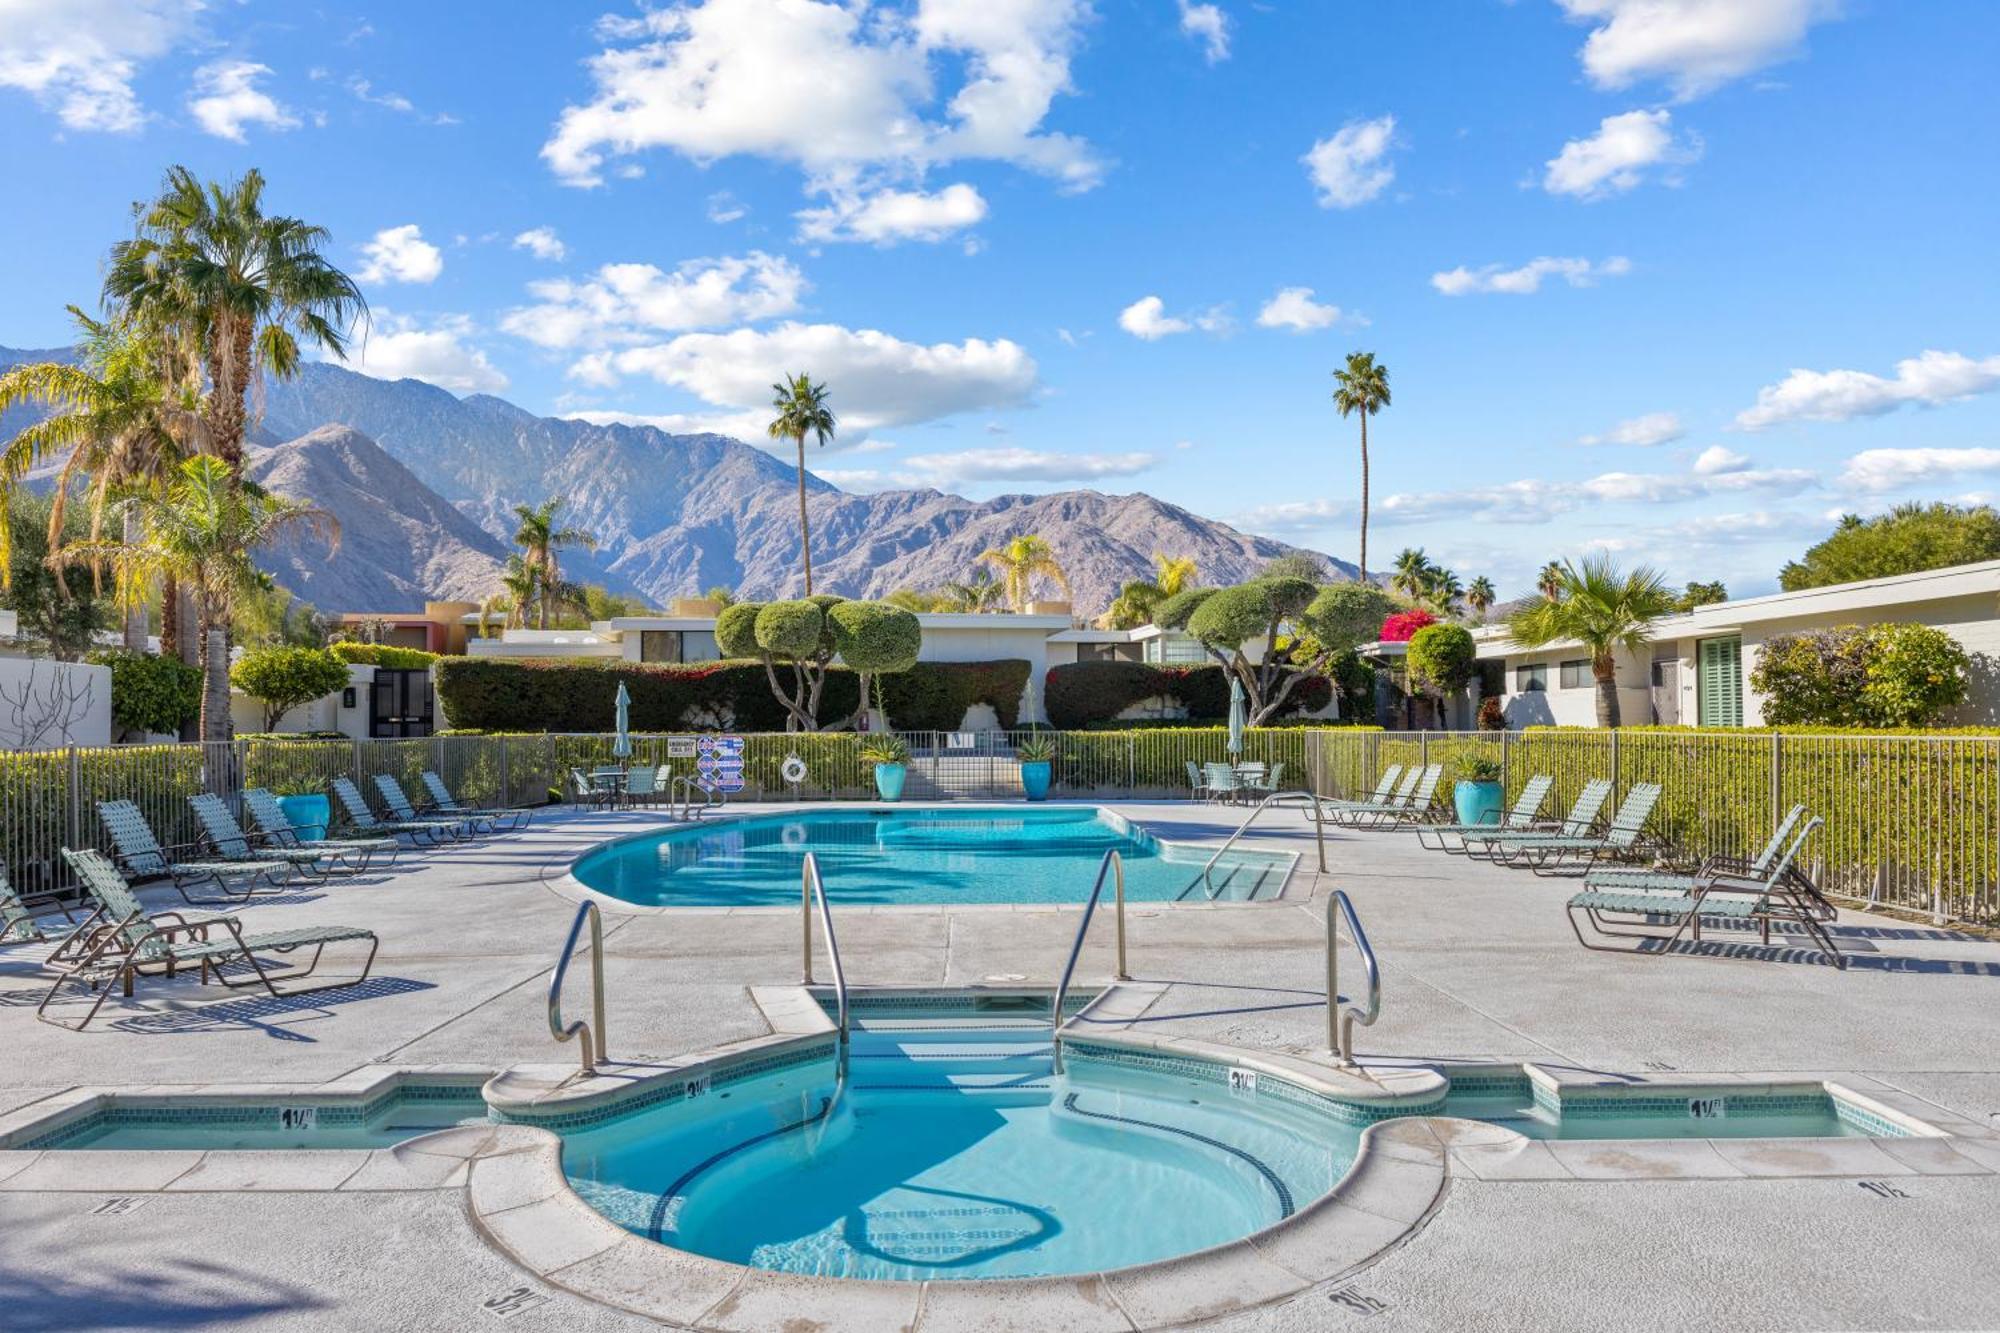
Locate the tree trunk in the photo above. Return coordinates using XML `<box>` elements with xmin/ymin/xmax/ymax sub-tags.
<box><xmin>160</xmin><ymin>575</ymin><xmax>180</xmax><ymax>659</ymax></box>
<box><xmin>207</xmin><ymin>326</ymin><xmax>253</xmax><ymax>474</ymax></box>
<box><xmin>1358</xmin><ymin>412</ymin><xmax>1370</xmax><ymax>582</ymax></box>
<box><xmin>796</xmin><ymin>437</ymin><xmax>813</xmax><ymax>597</ymax></box>
<box><xmin>1593</xmin><ymin>654</ymin><xmax>1621</xmax><ymax>728</ymax></box>
<box><xmin>200</xmin><ymin>623</ymin><xmax>232</xmax><ymax>746</ymax></box>
<box><xmin>121</xmin><ymin>508</ymin><xmax>148</xmax><ymax>653</ymax></box>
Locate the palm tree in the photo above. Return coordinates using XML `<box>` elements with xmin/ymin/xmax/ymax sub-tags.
<box><xmin>103</xmin><ymin>166</ymin><xmax>366</xmax><ymax>476</ymax></box>
<box><xmin>1505</xmin><ymin>555</ymin><xmax>1677</xmax><ymax>727</ymax></box>
<box><xmin>767</xmin><ymin>373</ymin><xmax>836</xmax><ymax>595</ymax></box>
<box><xmin>480</xmin><ymin>556</ymin><xmax>541</xmax><ymax>637</ymax></box>
<box><xmin>1331</xmin><ymin>351</ymin><xmax>1391</xmax><ymax>582</ymax></box>
<box><xmin>1389</xmin><ymin>547</ymin><xmax>1435</xmax><ymax>601</ymax></box>
<box><xmin>977</xmin><ymin>535</ymin><xmax>1071</xmax><ymax>613</ymax></box>
<box><xmin>1097</xmin><ymin>579</ymin><xmax>1165</xmax><ymax>629</ymax></box>
<box><xmin>1153</xmin><ymin>553</ymin><xmax>1197</xmax><ymax>597</ymax></box>
<box><xmin>1425</xmin><ymin>567</ymin><xmax>1464</xmax><ymax>616</ymax></box>
<box><xmin>939</xmin><ymin>569</ymin><xmax>1006</xmax><ymax>613</ymax></box>
<box><xmin>59</xmin><ymin>455</ymin><xmax>336</xmax><ymax>743</ymax></box>
<box><xmin>1536</xmin><ymin>561</ymin><xmax>1564</xmax><ymax>601</ymax></box>
<box><xmin>1466</xmin><ymin>575</ymin><xmax>1496</xmax><ymax>622</ymax></box>
<box><xmin>509</xmin><ymin>498</ymin><xmax>596</xmax><ymax>629</ymax></box>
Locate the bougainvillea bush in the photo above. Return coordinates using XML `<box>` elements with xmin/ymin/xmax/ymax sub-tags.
<box><xmin>1378</xmin><ymin>608</ymin><xmax>1438</xmax><ymax>643</ymax></box>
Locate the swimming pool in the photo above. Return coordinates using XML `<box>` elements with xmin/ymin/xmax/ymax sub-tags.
<box><xmin>568</xmin><ymin>806</ymin><xmax>1293</xmax><ymax>908</ymax></box>
<box><xmin>17</xmin><ymin>1086</ymin><xmax>491</xmax><ymax>1151</ymax></box>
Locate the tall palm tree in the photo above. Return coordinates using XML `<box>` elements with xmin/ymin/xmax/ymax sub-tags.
<box><xmin>480</xmin><ymin>556</ymin><xmax>542</xmax><ymax>636</ymax></box>
<box><xmin>1506</xmin><ymin>555</ymin><xmax>1676</xmax><ymax>727</ymax></box>
<box><xmin>1425</xmin><ymin>567</ymin><xmax>1464</xmax><ymax>616</ymax></box>
<box><xmin>939</xmin><ymin>569</ymin><xmax>1006</xmax><ymax>613</ymax></box>
<box><xmin>1536</xmin><ymin>561</ymin><xmax>1564</xmax><ymax>601</ymax></box>
<box><xmin>1331</xmin><ymin>351</ymin><xmax>1391</xmax><ymax>583</ymax></box>
<box><xmin>977</xmin><ymin>535</ymin><xmax>1071</xmax><ymax>613</ymax></box>
<box><xmin>103</xmin><ymin>166</ymin><xmax>366</xmax><ymax>476</ymax></box>
<box><xmin>1097</xmin><ymin>578</ymin><xmax>1165</xmax><ymax>630</ymax></box>
<box><xmin>1153</xmin><ymin>553</ymin><xmax>1197</xmax><ymax>597</ymax></box>
<box><xmin>509</xmin><ymin>498</ymin><xmax>596</xmax><ymax>629</ymax></box>
<box><xmin>1466</xmin><ymin>575</ymin><xmax>1496</xmax><ymax>623</ymax></box>
<box><xmin>1389</xmin><ymin>547</ymin><xmax>1435</xmax><ymax>601</ymax></box>
<box><xmin>59</xmin><ymin>455</ymin><xmax>336</xmax><ymax>744</ymax></box>
<box><xmin>767</xmin><ymin>373</ymin><xmax>836</xmax><ymax>595</ymax></box>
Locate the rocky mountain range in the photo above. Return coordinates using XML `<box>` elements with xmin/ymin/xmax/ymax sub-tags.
<box><xmin>3</xmin><ymin>344</ymin><xmax>1353</xmax><ymax>614</ymax></box>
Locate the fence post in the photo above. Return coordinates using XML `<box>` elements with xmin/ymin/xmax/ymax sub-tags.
<box><xmin>1500</xmin><ymin>730</ymin><xmax>1510</xmax><ymax>794</ymax></box>
<box><xmin>1610</xmin><ymin>729</ymin><xmax>1620</xmax><ymax>797</ymax></box>
<box><xmin>499</xmin><ymin>736</ymin><xmax>511</xmax><ymax>807</ymax></box>
<box><xmin>1420</xmin><ymin>732</ymin><xmax>1429</xmax><ymax>769</ymax></box>
<box><xmin>65</xmin><ymin>746</ymin><xmax>81</xmax><ymax>855</ymax></box>
<box><xmin>1128</xmin><ymin>734</ymin><xmax>1136</xmax><ymax>796</ymax></box>
<box><xmin>1769</xmin><ymin>733</ymin><xmax>1783</xmax><ymax>830</ymax></box>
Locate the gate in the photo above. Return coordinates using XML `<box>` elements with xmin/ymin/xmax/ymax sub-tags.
<box><xmin>369</xmin><ymin>669</ymin><xmax>435</xmax><ymax>738</ymax></box>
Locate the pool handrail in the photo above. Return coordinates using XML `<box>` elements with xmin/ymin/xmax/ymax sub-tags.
<box><xmin>1198</xmin><ymin>791</ymin><xmax>1327</xmax><ymax>898</ymax></box>
<box><xmin>800</xmin><ymin>852</ymin><xmax>849</xmax><ymax>1077</ymax></box>
<box><xmin>671</xmin><ymin>775</ymin><xmax>723</xmax><ymax>821</ymax></box>
<box><xmin>1326</xmin><ymin>889</ymin><xmax>1380</xmax><ymax>1065</ymax></box>
<box><xmin>1050</xmin><ymin>848</ymin><xmax>1128</xmax><ymax>1074</ymax></box>
<box><xmin>550</xmin><ymin>899</ymin><xmax>608</xmax><ymax>1076</ymax></box>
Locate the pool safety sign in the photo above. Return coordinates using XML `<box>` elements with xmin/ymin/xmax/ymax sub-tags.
<box><xmin>698</xmin><ymin>734</ymin><xmax>746</xmax><ymax>793</ymax></box>
<box><xmin>666</xmin><ymin>735</ymin><xmax>698</xmax><ymax>759</ymax></box>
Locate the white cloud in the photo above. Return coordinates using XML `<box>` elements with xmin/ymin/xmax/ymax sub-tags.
<box><xmin>1432</xmin><ymin>255</ymin><xmax>1631</xmax><ymax>296</ymax></box>
<box><xmin>1555</xmin><ymin>0</ymin><xmax>1839</xmax><ymax>100</ymax></box>
<box><xmin>1256</xmin><ymin>287</ymin><xmax>1341</xmax><ymax>333</ymax></box>
<box><xmin>1229</xmin><ymin>497</ymin><xmax>1354</xmax><ymax>535</ymax></box>
<box><xmin>1177</xmin><ymin>1</ymin><xmax>1229</xmax><ymax>63</ymax></box>
<box><xmin>566</xmin><ymin>406</ymin><xmax>776</xmax><ymax>443</ymax></box>
<box><xmin>1736</xmin><ymin>351</ymin><xmax>2000</xmax><ymax>430</ymax></box>
<box><xmin>706</xmin><ymin>191</ymin><xmax>747</xmax><ymax>223</ymax></box>
<box><xmin>512</xmin><ymin>227</ymin><xmax>567</xmax><ymax>262</ymax></box>
<box><xmin>356</xmin><ymin>224</ymin><xmax>444</xmax><ymax>285</ymax></box>
<box><xmin>501</xmin><ymin>252</ymin><xmax>806</xmax><ymax>350</ymax></box>
<box><xmin>1838</xmin><ymin>448</ymin><xmax>2000</xmax><ymax>494</ymax></box>
<box><xmin>595</xmin><ymin>320</ymin><xmax>1039</xmax><ymax>433</ymax></box>
<box><xmin>797</xmin><ymin>182</ymin><xmax>987</xmax><ymax>245</ymax></box>
<box><xmin>1303</xmin><ymin>114</ymin><xmax>1397</xmax><ymax>208</ymax></box>
<box><xmin>1579</xmin><ymin>411</ymin><xmax>1683</xmax><ymax>447</ymax></box>
<box><xmin>1544</xmin><ymin>109</ymin><xmax>1700</xmax><ymax>200</ymax></box>
<box><xmin>1691</xmin><ymin>444</ymin><xmax>1750</xmax><ymax>475</ymax></box>
<box><xmin>898</xmin><ymin>447</ymin><xmax>1157</xmax><ymax>484</ymax></box>
<box><xmin>0</xmin><ymin>0</ymin><xmax>198</xmax><ymax>132</ymax></box>
<box><xmin>1118</xmin><ymin>296</ymin><xmax>1190</xmax><ymax>341</ymax></box>
<box><xmin>351</xmin><ymin>313</ymin><xmax>508</xmax><ymax>394</ymax></box>
<box><xmin>186</xmin><ymin>60</ymin><xmax>299</xmax><ymax>142</ymax></box>
<box><xmin>542</xmin><ymin>0</ymin><xmax>1101</xmax><ymax>194</ymax></box>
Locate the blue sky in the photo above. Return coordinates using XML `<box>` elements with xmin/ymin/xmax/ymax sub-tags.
<box><xmin>4</xmin><ymin>0</ymin><xmax>1997</xmax><ymax>598</ymax></box>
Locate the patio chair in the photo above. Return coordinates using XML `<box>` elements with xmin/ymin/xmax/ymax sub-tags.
<box><xmin>37</xmin><ymin>848</ymin><xmax>380</xmax><ymax>1031</ymax></box>
<box><xmin>624</xmin><ymin>765</ymin><xmax>661</xmax><ymax>807</ymax></box>
<box><xmin>330</xmin><ymin>778</ymin><xmax>461</xmax><ymax>845</ymax></box>
<box><xmin>188</xmin><ymin>794</ymin><xmax>371</xmax><ymax>880</ymax></box>
<box><xmin>1416</xmin><ymin>774</ymin><xmax>1555</xmax><ymax>853</ymax></box>
<box><xmin>97</xmin><ymin>799</ymin><xmax>293</xmax><ymax>905</ymax></box>
<box><xmin>420</xmin><ymin>771</ymin><xmax>535</xmax><ymax>830</ymax></box>
<box><xmin>1492</xmin><ymin>783</ymin><xmax>1664</xmax><ymax>874</ymax></box>
<box><xmin>1203</xmin><ymin>763</ymin><xmax>1241</xmax><ymax>806</ymax></box>
<box><xmin>1185</xmin><ymin>761</ymin><xmax>1215</xmax><ymax>803</ymax></box>
<box><xmin>570</xmin><ymin>768</ymin><xmax>613</xmax><ymax>811</ymax></box>
<box><xmin>242</xmin><ymin>788</ymin><xmax>402</xmax><ymax>872</ymax></box>
<box><xmin>1566</xmin><ymin>815</ymin><xmax>1844</xmax><ymax>967</ymax></box>
<box><xmin>1459</xmin><ymin>780</ymin><xmax>1613</xmax><ymax>861</ymax></box>
<box><xmin>373</xmin><ymin>775</ymin><xmax>483</xmax><ymax>839</ymax></box>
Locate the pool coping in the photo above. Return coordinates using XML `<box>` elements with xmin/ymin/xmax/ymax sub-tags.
<box><xmin>533</xmin><ymin>801</ymin><xmax>1307</xmax><ymax>918</ymax></box>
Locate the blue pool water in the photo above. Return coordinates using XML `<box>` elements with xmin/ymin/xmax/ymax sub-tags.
<box><xmin>26</xmin><ymin>1089</ymin><xmax>491</xmax><ymax>1151</ymax></box>
<box><xmin>569</xmin><ymin>806</ymin><xmax>1292</xmax><ymax>907</ymax></box>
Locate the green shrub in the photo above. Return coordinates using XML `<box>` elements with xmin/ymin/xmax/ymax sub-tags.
<box><xmin>1043</xmin><ymin>661</ymin><xmax>1328</xmax><ymax>729</ymax></box>
<box><xmin>229</xmin><ymin>646</ymin><xmax>352</xmax><ymax>731</ymax></box>
<box><xmin>88</xmin><ymin>651</ymin><xmax>201</xmax><ymax>737</ymax></box>
<box><xmin>1751</xmin><ymin>623</ymin><xmax>1970</xmax><ymax>728</ymax></box>
<box><xmin>1406</xmin><ymin>624</ymin><xmax>1476</xmax><ymax>696</ymax></box>
<box><xmin>859</xmin><ymin>733</ymin><xmax>912</xmax><ymax>765</ymax></box>
<box><xmin>329</xmin><ymin>641</ymin><xmax>438</xmax><ymax>669</ymax></box>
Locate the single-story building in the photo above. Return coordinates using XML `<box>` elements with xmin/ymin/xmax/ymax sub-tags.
<box><xmin>1469</xmin><ymin>559</ymin><xmax>2000</xmax><ymax>729</ymax></box>
<box><xmin>336</xmin><ymin>601</ymin><xmax>480</xmax><ymax>656</ymax></box>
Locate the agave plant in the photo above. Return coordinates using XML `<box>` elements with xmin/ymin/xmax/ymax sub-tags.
<box><xmin>859</xmin><ymin>733</ymin><xmax>911</xmax><ymax>766</ymax></box>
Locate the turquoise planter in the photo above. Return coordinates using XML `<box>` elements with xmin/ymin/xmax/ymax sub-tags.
<box><xmin>278</xmin><ymin>793</ymin><xmax>331</xmax><ymax>842</ymax></box>
<box><xmin>873</xmin><ymin>763</ymin><xmax>907</xmax><ymax>802</ymax></box>
<box><xmin>1020</xmin><ymin>761</ymin><xmax>1052</xmax><ymax>802</ymax></box>
<box><xmin>1452</xmin><ymin>780</ymin><xmax>1504</xmax><ymax>829</ymax></box>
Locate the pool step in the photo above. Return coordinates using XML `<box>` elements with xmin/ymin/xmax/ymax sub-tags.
<box><xmin>845</xmin><ymin>1010</ymin><xmax>1057</xmax><ymax>1105</ymax></box>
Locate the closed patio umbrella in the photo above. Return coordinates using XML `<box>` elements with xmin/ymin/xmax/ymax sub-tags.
<box><xmin>1227</xmin><ymin>675</ymin><xmax>1246</xmax><ymax>757</ymax></box>
<box><xmin>612</xmin><ymin>681</ymin><xmax>633</xmax><ymax>759</ymax></box>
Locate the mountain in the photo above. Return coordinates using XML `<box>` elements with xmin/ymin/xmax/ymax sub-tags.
<box><xmin>3</xmin><ymin>344</ymin><xmax>1355</xmax><ymax>614</ymax></box>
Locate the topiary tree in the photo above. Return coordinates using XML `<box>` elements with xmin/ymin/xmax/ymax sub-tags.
<box><xmin>88</xmin><ymin>649</ymin><xmax>201</xmax><ymax>739</ymax></box>
<box><xmin>1163</xmin><ymin>575</ymin><xmax>1364</xmax><ymax>725</ymax></box>
<box><xmin>1302</xmin><ymin>582</ymin><xmax>1398</xmax><ymax>651</ymax></box>
<box><xmin>229</xmin><ymin>645</ymin><xmax>351</xmax><ymax>731</ymax></box>
<box><xmin>829</xmin><ymin>600</ymin><xmax>922</xmax><ymax>726</ymax></box>
<box><xmin>1151</xmin><ymin>586</ymin><xmax>1217</xmax><ymax>631</ymax></box>
<box><xmin>717</xmin><ymin>597</ymin><xmax>848</xmax><ymax>731</ymax></box>
<box><xmin>1405</xmin><ymin>623</ymin><xmax>1477</xmax><ymax>727</ymax></box>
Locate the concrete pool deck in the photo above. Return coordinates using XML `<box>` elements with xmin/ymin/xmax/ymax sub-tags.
<box><xmin>3</xmin><ymin>799</ymin><xmax>1999</xmax><ymax>1330</ymax></box>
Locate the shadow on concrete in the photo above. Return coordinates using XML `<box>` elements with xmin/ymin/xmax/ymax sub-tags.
<box><xmin>101</xmin><ymin>976</ymin><xmax>437</xmax><ymax>1039</ymax></box>
<box><xmin>0</xmin><ymin>1257</ymin><xmax>325</xmax><ymax>1329</ymax></box>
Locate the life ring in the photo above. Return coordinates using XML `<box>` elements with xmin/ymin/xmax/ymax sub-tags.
<box><xmin>780</xmin><ymin>754</ymin><xmax>809</xmax><ymax>786</ymax></box>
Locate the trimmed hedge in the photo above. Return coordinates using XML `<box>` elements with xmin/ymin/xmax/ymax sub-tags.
<box><xmin>1044</xmin><ymin>661</ymin><xmax>1331</xmax><ymax>729</ymax></box>
<box><xmin>433</xmin><ymin>657</ymin><xmax>1031</xmax><ymax>733</ymax></box>
<box><xmin>330</xmin><ymin>642</ymin><xmax>439</xmax><ymax>669</ymax></box>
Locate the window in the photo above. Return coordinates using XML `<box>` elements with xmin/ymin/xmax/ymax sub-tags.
<box><xmin>682</xmin><ymin>630</ymin><xmax>720</xmax><ymax>663</ymax></box>
<box><xmin>638</xmin><ymin>630</ymin><xmax>681</xmax><ymax>663</ymax></box>
<box><xmin>1157</xmin><ymin>633</ymin><xmax>1209</xmax><ymax>665</ymax></box>
<box><xmin>1079</xmin><ymin>642</ymin><xmax>1133</xmax><ymax>663</ymax></box>
<box><xmin>1697</xmin><ymin>636</ymin><xmax>1743</xmax><ymax>727</ymax></box>
<box><xmin>1517</xmin><ymin>663</ymin><xmax>1547</xmax><ymax>693</ymax></box>
<box><xmin>1559</xmin><ymin>659</ymin><xmax>1589</xmax><ymax>690</ymax></box>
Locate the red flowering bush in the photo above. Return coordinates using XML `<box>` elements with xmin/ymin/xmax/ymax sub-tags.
<box><xmin>1378</xmin><ymin>609</ymin><xmax>1438</xmax><ymax>643</ymax></box>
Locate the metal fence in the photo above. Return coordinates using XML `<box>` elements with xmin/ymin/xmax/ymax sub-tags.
<box><xmin>1305</xmin><ymin>729</ymin><xmax>2000</xmax><ymax>923</ymax></box>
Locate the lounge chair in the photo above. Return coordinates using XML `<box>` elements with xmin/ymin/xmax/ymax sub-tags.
<box><xmin>189</xmin><ymin>794</ymin><xmax>371</xmax><ymax>880</ymax></box>
<box><xmin>1459</xmin><ymin>779</ymin><xmax>1613</xmax><ymax>861</ymax></box>
<box><xmin>97</xmin><ymin>799</ymin><xmax>292</xmax><ymax>904</ymax></box>
<box><xmin>1330</xmin><ymin>765</ymin><xmax>1444</xmax><ymax>829</ymax></box>
<box><xmin>242</xmin><ymin>789</ymin><xmax>402</xmax><ymax>871</ymax></box>
<box><xmin>1582</xmin><ymin>804</ymin><xmax>1811</xmax><ymax>900</ymax></box>
<box><xmin>1493</xmin><ymin>783</ymin><xmax>1664</xmax><ymax>874</ymax></box>
<box><xmin>421</xmin><ymin>771</ymin><xmax>535</xmax><ymax>829</ymax></box>
<box><xmin>1310</xmin><ymin>765</ymin><xmax>1418</xmax><ymax>825</ymax></box>
<box><xmin>3</xmin><ymin>869</ymin><xmax>78</xmax><ymax>946</ymax></box>
<box><xmin>37</xmin><ymin>848</ymin><xmax>379</xmax><ymax>1030</ymax></box>
<box><xmin>1416</xmin><ymin>775</ymin><xmax>1555</xmax><ymax>853</ymax></box>
<box><xmin>1566</xmin><ymin>815</ymin><xmax>1844</xmax><ymax>967</ymax></box>
<box><xmin>373</xmin><ymin>775</ymin><xmax>482</xmax><ymax>839</ymax></box>
<box><xmin>330</xmin><ymin>778</ymin><xmax>461</xmax><ymax>845</ymax></box>
<box><xmin>1317</xmin><ymin>766</ymin><xmax>1404</xmax><ymax>814</ymax></box>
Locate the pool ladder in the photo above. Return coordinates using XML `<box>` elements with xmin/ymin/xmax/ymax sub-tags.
<box><xmin>1326</xmin><ymin>890</ymin><xmax>1380</xmax><ymax>1066</ymax></box>
<box><xmin>1049</xmin><ymin>849</ymin><xmax>1130</xmax><ymax>1074</ymax></box>
<box><xmin>549</xmin><ymin>900</ymin><xmax>609</xmax><ymax>1077</ymax></box>
<box><xmin>800</xmin><ymin>852</ymin><xmax>850</xmax><ymax>1079</ymax></box>
<box><xmin>1196</xmin><ymin>792</ymin><xmax>1330</xmax><ymax>898</ymax></box>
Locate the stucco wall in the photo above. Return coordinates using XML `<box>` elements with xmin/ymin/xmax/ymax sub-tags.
<box><xmin>0</xmin><ymin>656</ymin><xmax>112</xmax><ymax>749</ymax></box>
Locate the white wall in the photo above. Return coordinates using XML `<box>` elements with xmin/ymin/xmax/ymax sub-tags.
<box><xmin>231</xmin><ymin>664</ymin><xmax>375</xmax><ymax>737</ymax></box>
<box><xmin>0</xmin><ymin>656</ymin><xmax>112</xmax><ymax>749</ymax></box>
<box><xmin>1495</xmin><ymin>648</ymin><xmax>1651</xmax><ymax>729</ymax></box>
<box><xmin>1735</xmin><ymin>592</ymin><xmax>2000</xmax><ymax>726</ymax></box>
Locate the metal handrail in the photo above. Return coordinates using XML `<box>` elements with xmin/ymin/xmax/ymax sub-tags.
<box><xmin>671</xmin><ymin>775</ymin><xmax>722</xmax><ymax>821</ymax></box>
<box><xmin>1325</xmin><ymin>890</ymin><xmax>1380</xmax><ymax>1066</ymax></box>
<box><xmin>1198</xmin><ymin>790</ymin><xmax>1327</xmax><ymax>898</ymax></box>
<box><xmin>1050</xmin><ymin>849</ymin><xmax>1126</xmax><ymax>1074</ymax></box>
<box><xmin>799</xmin><ymin>852</ymin><xmax>849</xmax><ymax>1077</ymax></box>
<box><xmin>549</xmin><ymin>900</ymin><xmax>608</xmax><ymax>1076</ymax></box>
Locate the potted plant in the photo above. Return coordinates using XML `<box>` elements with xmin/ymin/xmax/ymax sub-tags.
<box><xmin>268</xmin><ymin>774</ymin><xmax>332</xmax><ymax>843</ymax></box>
<box><xmin>1451</xmin><ymin>752</ymin><xmax>1505</xmax><ymax>828</ymax></box>
<box><xmin>860</xmin><ymin>733</ymin><xmax>911</xmax><ymax>802</ymax></box>
<box><xmin>1016</xmin><ymin>735</ymin><xmax>1056</xmax><ymax>801</ymax></box>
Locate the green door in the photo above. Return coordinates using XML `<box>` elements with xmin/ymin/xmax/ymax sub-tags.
<box><xmin>1697</xmin><ymin>636</ymin><xmax>1743</xmax><ymax>727</ymax></box>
